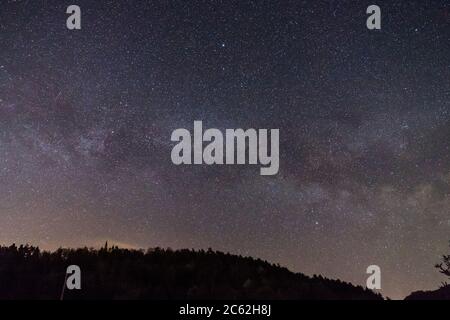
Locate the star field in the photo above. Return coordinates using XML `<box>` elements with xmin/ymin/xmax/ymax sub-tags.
<box><xmin>0</xmin><ymin>0</ymin><xmax>449</xmax><ymax>299</ymax></box>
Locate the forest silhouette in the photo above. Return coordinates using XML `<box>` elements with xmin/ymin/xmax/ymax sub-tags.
<box><xmin>0</xmin><ymin>243</ymin><xmax>384</xmax><ymax>300</ymax></box>
<box><xmin>2</xmin><ymin>243</ymin><xmax>450</xmax><ymax>300</ymax></box>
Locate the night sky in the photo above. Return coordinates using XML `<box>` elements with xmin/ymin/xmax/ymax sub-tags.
<box><xmin>1</xmin><ymin>0</ymin><xmax>449</xmax><ymax>299</ymax></box>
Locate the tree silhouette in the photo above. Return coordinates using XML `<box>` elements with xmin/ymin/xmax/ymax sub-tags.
<box><xmin>436</xmin><ymin>242</ymin><xmax>450</xmax><ymax>279</ymax></box>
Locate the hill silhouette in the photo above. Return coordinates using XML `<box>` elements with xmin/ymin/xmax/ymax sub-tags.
<box><xmin>405</xmin><ymin>285</ymin><xmax>450</xmax><ymax>300</ymax></box>
<box><xmin>0</xmin><ymin>244</ymin><xmax>382</xmax><ymax>300</ymax></box>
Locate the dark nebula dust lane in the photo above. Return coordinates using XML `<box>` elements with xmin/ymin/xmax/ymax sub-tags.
<box><xmin>0</xmin><ymin>0</ymin><xmax>449</xmax><ymax>299</ymax></box>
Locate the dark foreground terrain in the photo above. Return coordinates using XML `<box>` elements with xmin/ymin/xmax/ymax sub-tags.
<box><xmin>0</xmin><ymin>244</ymin><xmax>382</xmax><ymax>300</ymax></box>
<box><xmin>405</xmin><ymin>285</ymin><xmax>450</xmax><ymax>300</ymax></box>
